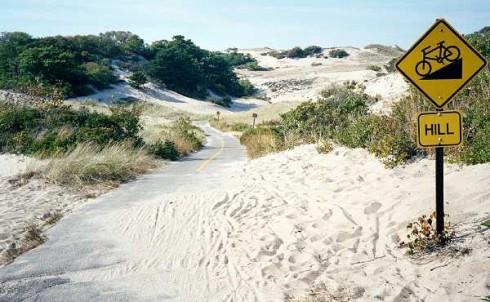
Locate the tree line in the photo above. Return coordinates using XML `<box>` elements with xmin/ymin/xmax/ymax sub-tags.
<box><xmin>0</xmin><ymin>31</ymin><xmax>257</xmax><ymax>99</ymax></box>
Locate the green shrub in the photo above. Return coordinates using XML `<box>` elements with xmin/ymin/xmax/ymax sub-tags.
<box><xmin>230</xmin><ymin>122</ymin><xmax>250</xmax><ymax>132</ymax></box>
<box><xmin>281</xmin><ymin>87</ymin><xmax>369</xmax><ymax>141</ymax></box>
<box><xmin>170</xmin><ymin>116</ymin><xmax>203</xmax><ymax>154</ymax></box>
<box><xmin>335</xmin><ymin>116</ymin><xmax>377</xmax><ymax>148</ymax></box>
<box><xmin>238</xmin><ymin>61</ymin><xmax>269</xmax><ymax>71</ymax></box>
<box><xmin>0</xmin><ymin>103</ymin><xmax>142</xmax><ymax>156</ymax></box>
<box><xmin>220</xmin><ymin>50</ymin><xmax>256</xmax><ymax>67</ymax></box>
<box><xmin>147</xmin><ymin>140</ymin><xmax>179</xmax><ymax>160</ymax></box>
<box><xmin>367</xmin><ymin>65</ymin><xmax>381</xmax><ymax>72</ymax></box>
<box><xmin>304</xmin><ymin>46</ymin><xmax>323</xmax><ymax>56</ymax></box>
<box><xmin>209</xmin><ymin>96</ymin><xmax>232</xmax><ymax>107</ymax></box>
<box><xmin>385</xmin><ymin>57</ymin><xmax>399</xmax><ymax>73</ymax></box>
<box><xmin>239</xmin><ymin>79</ymin><xmax>256</xmax><ymax>96</ymax></box>
<box><xmin>267</xmin><ymin>46</ymin><xmax>322</xmax><ymax>59</ymax></box>
<box><xmin>128</xmin><ymin>71</ymin><xmax>148</xmax><ymax>89</ymax></box>
<box><xmin>84</xmin><ymin>62</ymin><xmax>117</xmax><ymax>90</ymax></box>
<box><xmin>365</xmin><ymin>115</ymin><xmax>417</xmax><ymax>167</ymax></box>
<box><xmin>328</xmin><ymin>49</ymin><xmax>349</xmax><ymax>58</ymax></box>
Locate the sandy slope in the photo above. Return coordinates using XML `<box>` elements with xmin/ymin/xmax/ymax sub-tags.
<box><xmin>218</xmin><ymin>145</ymin><xmax>490</xmax><ymax>301</ymax></box>
<box><xmin>3</xmin><ymin>138</ymin><xmax>488</xmax><ymax>301</ymax></box>
<box><xmin>0</xmin><ymin>155</ymin><xmax>89</xmax><ymax>264</ymax></box>
<box><xmin>70</xmin><ymin>66</ymin><xmax>266</xmax><ymax>115</ymax></box>
<box><xmin>236</xmin><ymin>47</ymin><xmax>409</xmax><ymax>113</ymax></box>
<box><xmin>68</xmin><ymin>45</ymin><xmax>408</xmax><ymax>118</ymax></box>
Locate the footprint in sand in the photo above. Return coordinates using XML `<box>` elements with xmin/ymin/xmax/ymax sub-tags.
<box><xmin>336</xmin><ymin>226</ymin><xmax>363</xmax><ymax>243</ymax></box>
<box><xmin>364</xmin><ymin>202</ymin><xmax>382</xmax><ymax>214</ymax></box>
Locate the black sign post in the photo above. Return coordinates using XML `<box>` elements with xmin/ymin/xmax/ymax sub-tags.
<box><xmin>435</xmin><ymin>110</ymin><xmax>444</xmax><ymax>238</ymax></box>
<box><xmin>396</xmin><ymin>19</ymin><xmax>487</xmax><ymax>241</ymax></box>
<box><xmin>252</xmin><ymin>113</ymin><xmax>257</xmax><ymax>128</ymax></box>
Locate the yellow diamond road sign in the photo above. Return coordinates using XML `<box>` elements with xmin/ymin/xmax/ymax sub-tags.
<box><xmin>396</xmin><ymin>19</ymin><xmax>487</xmax><ymax>108</ymax></box>
<box><xmin>417</xmin><ymin>111</ymin><xmax>462</xmax><ymax>147</ymax></box>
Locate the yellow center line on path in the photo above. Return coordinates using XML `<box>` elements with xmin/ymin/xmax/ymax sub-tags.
<box><xmin>196</xmin><ymin>139</ymin><xmax>225</xmax><ymax>172</ymax></box>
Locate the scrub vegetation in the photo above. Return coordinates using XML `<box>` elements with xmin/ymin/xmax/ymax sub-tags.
<box><xmin>0</xmin><ymin>101</ymin><xmax>203</xmax><ymax>187</ymax></box>
<box><xmin>235</xmin><ymin>26</ymin><xmax>490</xmax><ymax>166</ymax></box>
<box><xmin>266</xmin><ymin>46</ymin><xmax>323</xmax><ymax>59</ymax></box>
<box><xmin>0</xmin><ymin>32</ymin><xmax>257</xmax><ymax>100</ymax></box>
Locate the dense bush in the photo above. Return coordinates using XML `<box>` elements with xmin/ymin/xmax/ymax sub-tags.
<box><xmin>220</xmin><ymin>49</ymin><xmax>255</xmax><ymax>66</ymax></box>
<box><xmin>148</xmin><ymin>35</ymin><xmax>256</xmax><ymax>98</ymax></box>
<box><xmin>237</xmin><ymin>61</ymin><xmax>270</xmax><ymax>71</ymax></box>
<box><xmin>168</xmin><ymin>116</ymin><xmax>203</xmax><ymax>155</ymax></box>
<box><xmin>147</xmin><ymin>140</ymin><xmax>179</xmax><ymax>160</ymax></box>
<box><xmin>281</xmin><ymin>86</ymin><xmax>370</xmax><ymax>140</ymax></box>
<box><xmin>128</xmin><ymin>71</ymin><xmax>148</xmax><ymax>89</ymax></box>
<box><xmin>240</xmin><ymin>127</ymin><xmax>284</xmax><ymax>159</ymax></box>
<box><xmin>328</xmin><ymin>49</ymin><xmax>349</xmax><ymax>58</ymax></box>
<box><xmin>268</xmin><ymin>46</ymin><xmax>323</xmax><ymax>59</ymax></box>
<box><xmin>0</xmin><ymin>103</ymin><xmax>142</xmax><ymax>156</ymax></box>
<box><xmin>238</xmin><ymin>79</ymin><xmax>256</xmax><ymax>96</ymax></box>
<box><xmin>0</xmin><ymin>32</ymin><xmax>255</xmax><ymax>100</ymax></box>
<box><xmin>230</xmin><ymin>122</ymin><xmax>250</xmax><ymax>132</ymax></box>
<box><xmin>237</xmin><ymin>26</ymin><xmax>490</xmax><ymax>167</ymax></box>
<box><xmin>210</xmin><ymin>96</ymin><xmax>232</xmax><ymax>108</ymax></box>
<box><xmin>0</xmin><ymin>31</ymin><xmax>147</xmax><ymax>98</ymax></box>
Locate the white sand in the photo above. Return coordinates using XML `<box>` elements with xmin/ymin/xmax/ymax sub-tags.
<box><xmin>71</xmin><ymin>65</ymin><xmax>266</xmax><ymax>115</ymax></box>
<box><xmin>215</xmin><ymin>145</ymin><xmax>490</xmax><ymax>301</ymax></box>
<box><xmin>2</xmin><ymin>45</ymin><xmax>488</xmax><ymax>301</ymax></box>
<box><xmin>236</xmin><ymin>47</ymin><xmax>409</xmax><ymax>112</ymax></box>
<box><xmin>0</xmin><ymin>154</ymin><xmax>89</xmax><ymax>264</ymax></box>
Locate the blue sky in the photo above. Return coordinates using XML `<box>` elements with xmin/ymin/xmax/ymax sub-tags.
<box><xmin>0</xmin><ymin>0</ymin><xmax>488</xmax><ymax>50</ymax></box>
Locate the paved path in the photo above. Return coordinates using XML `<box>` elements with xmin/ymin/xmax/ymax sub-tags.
<box><xmin>0</xmin><ymin>124</ymin><xmax>253</xmax><ymax>301</ymax></box>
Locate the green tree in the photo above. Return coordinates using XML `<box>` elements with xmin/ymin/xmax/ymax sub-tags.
<box><xmin>128</xmin><ymin>71</ymin><xmax>147</xmax><ymax>89</ymax></box>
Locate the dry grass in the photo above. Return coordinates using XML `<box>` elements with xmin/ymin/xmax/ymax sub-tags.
<box><xmin>30</xmin><ymin>142</ymin><xmax>161</xmax><ymax>188</ymax></box>
<box><xmin>218</xmin><ymin>101</ymin><xmax>302</xmax><ymax>125</ymax></box>
<box><xmin>139</xmin><ymin>118</ymin><xmax>173</xmax><ymax>144</ymax></box>
<box><xmin>0</xmin><ymin>223</ymin><xmax>47</xmax><ymax>265</ymax></box>
<box><xmin>141</xmin><ymin>101</ymin><xmax>211</xmax><ymax>120</ymax></box>
<box><xmin>240</xmin><ymin>130</ymin><xmax>283</xmax><ymax>159</ymax></box>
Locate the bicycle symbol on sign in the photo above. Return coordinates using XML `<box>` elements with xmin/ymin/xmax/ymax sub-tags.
<box><xmin>415</xmin><ymin>41</ymin><xmax>461</xmax><ymax>76</ymax></box>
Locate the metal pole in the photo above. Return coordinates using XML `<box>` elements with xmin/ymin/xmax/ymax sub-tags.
<box><xmin>252</xmin><ymin>118</ymin><xmax>256</xmax><ymax>128</ymax></box>
<box><xmin>435</xmin><ymin>108</ymin><xmax>444</xmax><ymax>239</ymax></box>
<box><xmin>435</xmin><ymin>146</ymin><xmax>444</xmax><ymax>237</ymax></box>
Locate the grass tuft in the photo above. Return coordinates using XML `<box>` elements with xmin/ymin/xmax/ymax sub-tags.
<box><xmin>32</xmin><ymin>142</ymin><xmax>160</xmax><ymax>188</ymax></box>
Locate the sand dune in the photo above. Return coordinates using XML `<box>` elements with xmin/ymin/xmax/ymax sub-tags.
<box><xmin>216</xmin><ymin>145</ymin><xmax>490</xmax><ymax>301</ymax></box>
<box><xmin>236</xmin><ymin>47</ymin><xmax>409</xmax><ymax>113</ymax></box>
<box><xmin>0</xmin><ymin>155</ymin><xmax>90</xmax><ymax>264</ymax></box>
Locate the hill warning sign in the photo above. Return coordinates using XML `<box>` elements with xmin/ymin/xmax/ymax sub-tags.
<box><xmin>396</xmin><ymin>19</ymin><xmax>487</xmax><ymax>108</ymax></box>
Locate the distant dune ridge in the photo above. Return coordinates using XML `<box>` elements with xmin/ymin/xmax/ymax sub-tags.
<box><xmin>235</xmin><ymin>45</ymin><xmax>408</xmax><ymax>113</ymax></box>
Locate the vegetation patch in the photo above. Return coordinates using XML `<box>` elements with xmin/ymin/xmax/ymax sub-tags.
<box><xmin>1</xmin><ymin>100</ymin><xmax>204</xmax><ymax>187</ymax></box>
<box><xmin>0</xmin><ymin>102</ymin><xmax>142</xmax><ymax>156</ymax></box>
<box><xmin>234</xmin><ymin>27</ymin><xmax>490</xmax><ymax>166</ymax></box>
<box><xmin>209</xmin><ymin>96</ymin><xmax>232</xmax><ymax>108</ymax></box>
<box><xmin>367</xmin><ymin>65</ymin><xmax>381</xmax><ymax>72</ymax></box>
<box><xmin>0</xmin><ymin>32</ymin><xmax>257</xmax><ymax>100</ymax></box>
<box><xmin>148</xmin><ymin>36</ymin><xmax>256</xmax><ymax>98</ymax></box>
<box><xmin>328</xmin><ymin>49</ymin><xmax>349</xmax><ymax>58</ymax></box>
<box><xmin>267</xmin><ymin>46</ymin><xmax>323</xmax><ymax>59</ymax></box>
<box><xmin>482</xmin><ymin>219</ymin><xmax>490</xmax><ymax>228</ymax></box>
<box><xmin>396</xmin><ymin>212</ymin><xmax>456</xmax><ymax>255</ymax></box>
<box><xmin>32</xmin><ymin>142</ymin><xmax>160</xmax><ymax>188</ymax></box>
